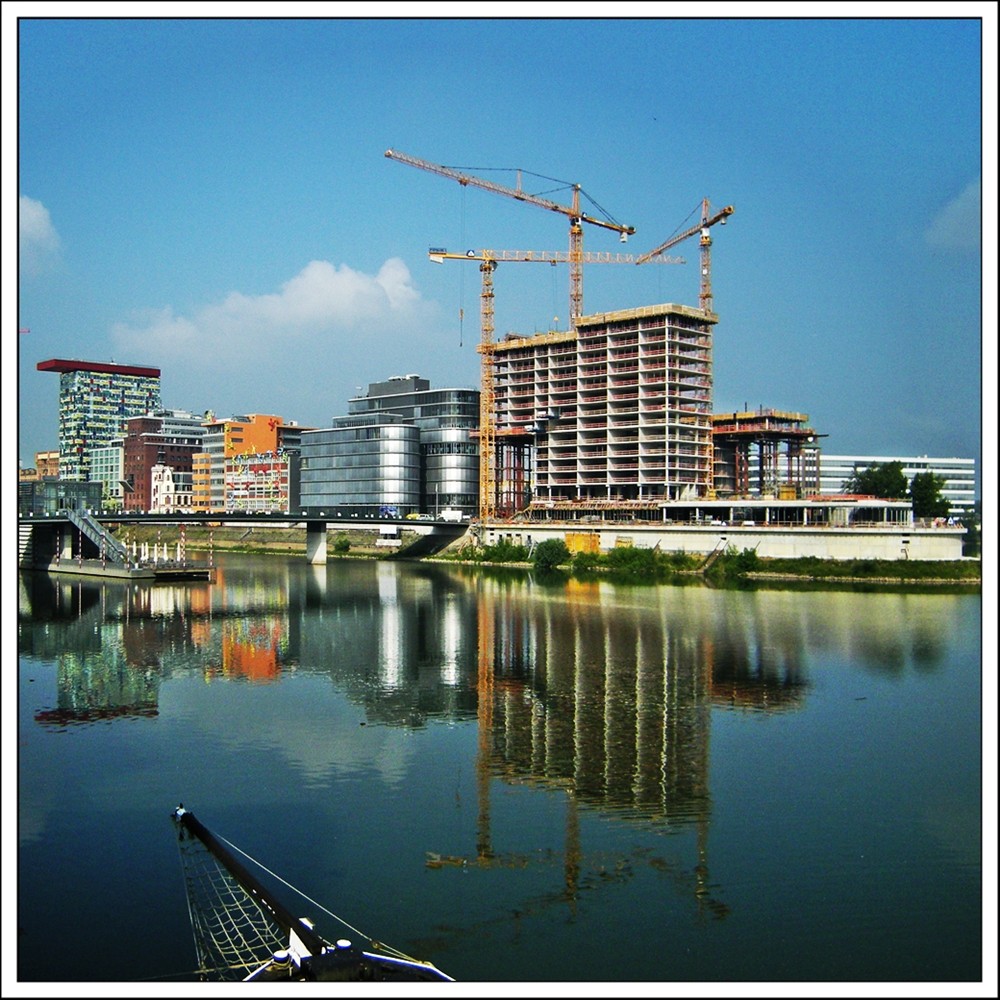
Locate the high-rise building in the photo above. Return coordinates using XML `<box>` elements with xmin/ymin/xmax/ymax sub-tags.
<box><xmin>37</xmin><ymin>358</ymin><xmax>161</xmax><ymax>481</ymax></box>
<box><xmin>491</xmin><ymin>304</ymin><xmax>715</xmax><ymax>510</ymax></box>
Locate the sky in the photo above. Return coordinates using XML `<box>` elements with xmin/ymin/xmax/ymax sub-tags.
<box><xmin>9</xmin><ymin>6</ymin><xmax>995</xmax><ymax>486</ymax></box>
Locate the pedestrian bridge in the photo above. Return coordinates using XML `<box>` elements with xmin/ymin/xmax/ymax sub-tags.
<box><xmin>17</xmin><ymin>511</ymin><xmax>470</xmax><ymax>569</ymax></box>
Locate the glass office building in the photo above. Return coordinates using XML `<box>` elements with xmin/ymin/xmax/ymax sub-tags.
<box><xmin>819</xmin><ymin>454</ymin><xmax>977</xmax><ymax>517</ymax></box>
<box><xmin>299</xmin><ymin>414</ymin><xmax>421</xmax><ymax>516</ymax></box>
<box><xmin>299</xmin><ymin>376</ymin><xmax>480</xmax><ymax>517</ymax></box>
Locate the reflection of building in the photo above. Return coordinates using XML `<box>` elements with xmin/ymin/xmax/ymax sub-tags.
<box><xmin>483</xmin><ymin>584</ymin><xmax>714</xmax><ymax>823</ymax></box>
<box><xmin>819</xmin><ymin>454</ymin><xmax>977</xmax><ymax>517</ymax></box>
<box><xmin>299</xmin><ymin>375</ymin><xmax>480</xmax><ymax>518</ymax></box>
<box><xmin>218</xmin><ymin>618</ymin><xmax>285</xmax><ymax>682</ymax></box>
<box><xmin>34</xmin><ymin>644</ymin><xmax>161</xmax><ymax>726</ymax></box>
<box><xmin>37</xmin><ymin>358</ymin><xmax>161</xmax><ymax>481</ymax></box>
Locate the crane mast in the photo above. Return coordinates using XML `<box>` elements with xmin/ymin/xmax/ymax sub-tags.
<box><xmin>636</xmin><ymin>199</ymin><xmax>734</xmax><ymax>314</ymax></box>
<box><xmin>429</xmin><ymin>248</ymin><xmax>682</xmax><ymax>520</ymax></box>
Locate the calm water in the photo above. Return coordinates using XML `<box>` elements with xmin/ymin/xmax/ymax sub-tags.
<box><xmin>16</xmin><ymin>555</ymin><xmax>982</xmax><ymax>985</ymax></box>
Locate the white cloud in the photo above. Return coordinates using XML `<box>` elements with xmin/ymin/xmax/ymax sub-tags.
<box><xmin>925</xmin><ymin>179</ymin><xmax>981</xmax><ymax>252</ymax></box>
<box><xmin>112</xmin><ymin>257</ymin><xmax>431</xmax><ymax>365</ymax></box>
<box><xmin>19</xmin><ymin>195</ymin><xmax>60</xmax><ymax>277</ymax></box>
<box><xmin>110</xmin><ymin>258</ymin><xmax>445</xmax><ymax>424</ymax></box>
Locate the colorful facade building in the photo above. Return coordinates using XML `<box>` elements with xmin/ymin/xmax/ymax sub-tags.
<box><xmin>224</xmin><ymin>451</ymin><xmax>292</xmax><ymax>512</ymax></box>
<box><xmin>37</xmin><ymin>358</ymin><xmax>161</xmax><ymax>481</ymax></box>
<box><xmin>192</xmin><ymin>413</ymin><xmax>306</xmax><ymax>513</ymax></box>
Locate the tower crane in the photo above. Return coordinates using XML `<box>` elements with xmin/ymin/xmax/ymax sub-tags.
<box><xmin>636</xmin><ymin>199</ymin><xmax>734</xmax><ymax>314</ymax></box>
<box><xmin>428</xmin><ymin>248</ymin><xmax>683</xmax><ymax>521</ymax></box>
<box><xmin>386</xmin><ymin>149</ymin><xmax>636</xmax><ymax>329</ymax></box>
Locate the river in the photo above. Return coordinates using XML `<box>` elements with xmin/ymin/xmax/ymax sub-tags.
<box><xmin>15</xmin><ymin>555</ymin><xmax>983</xmax><ymax>987</ymax></box>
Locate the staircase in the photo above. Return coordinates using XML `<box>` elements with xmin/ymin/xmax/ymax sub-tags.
<box><xmin>63</xmin><ymin>509</ymin><xmax>131</xmax><ymax>565</ymax></box>
<box><xmin>700</xmin><ymin>539</ymin><xmax>729</xmax><ymax>573</ymax></box>
<box><xmin>18</xmin><ymin>524</ymin><xmax>34</xmax><ymax>568</ymax></box>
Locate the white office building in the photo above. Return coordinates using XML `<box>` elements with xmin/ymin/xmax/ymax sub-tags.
<box><xmin>819</xmin><ymin>455</ymin><xmax>977</xmax><ymax>517</ymax></box>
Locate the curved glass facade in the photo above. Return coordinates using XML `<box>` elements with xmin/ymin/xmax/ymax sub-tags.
<box><xmin>299</xmin><ymin>417</ymin><xmax>421</xmax><ymax>516</ymax></box>
<box><xmin>299</xmin><ymin>377</ymin><xmax>480</xmax><ymax>518</ymax></box>
<box><xmin>421</xmin><ymin>428</ymin><xmax>479</xmax><ymax>515</ymax></box>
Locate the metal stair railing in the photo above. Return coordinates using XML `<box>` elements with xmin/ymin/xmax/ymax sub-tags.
<box><xmin>63</xmin><ymin>508</ymin><xmax>131</xmax><ymax>565</ymax></box>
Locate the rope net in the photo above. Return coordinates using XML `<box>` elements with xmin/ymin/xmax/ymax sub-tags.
<box><xmin>176</xmin><ymin>822</ymin><xmax>287</xmax><ymax>981</ymax></box>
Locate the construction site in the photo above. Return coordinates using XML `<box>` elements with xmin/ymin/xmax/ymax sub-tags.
<box><xmin>386</xmin><ymin>150</ymin><xmax>964</xmax><ymax>560</ymax></box>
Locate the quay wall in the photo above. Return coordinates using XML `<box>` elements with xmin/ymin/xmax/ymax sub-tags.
<box><xmin>481</xmin><ymin>522</ymin><xmax>965</xmax><ymax>561</ymax></box>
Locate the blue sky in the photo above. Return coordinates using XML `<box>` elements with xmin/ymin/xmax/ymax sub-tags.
<box><xmin>11</xmin><ymin>9</ymin><xmax>994</xmax><ymax>479</ymax></box>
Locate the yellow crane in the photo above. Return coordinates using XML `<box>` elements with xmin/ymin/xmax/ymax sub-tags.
<box><xmin>636</xmin><ymin>199</ymin><xmax>734</xmax><ymax>314</ymax></box>
<box><xmin>427</xmin><ymin>248</ymin><xmax>683</xmax><ymax>521</ymax></box>
<box><xmin>386</xmin><ymin>149</ymin><xmax>636</xmax><ymax>329</ymax></box>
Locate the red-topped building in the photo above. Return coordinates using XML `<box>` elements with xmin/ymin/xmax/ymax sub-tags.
<box><xmin>38</xmin><ymin>358</ymin><xmax>161</xmax><ymax>481</ymax></box>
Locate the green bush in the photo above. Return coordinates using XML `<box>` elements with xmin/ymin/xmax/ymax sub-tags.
<box><xmin>332</xmin><ymin>534</ymin><xmax>351</xmax><ymax>554</ymax></box>
<box><xmin>606</xmin><ymin>545</ymin><xmax>661</xmax><ymax>577</ymax></box>
<box><xmin>532</xmin><ymin>539</ymin><xmax>570</xmax><ymax>572</ymax></box>
<box><xmin>706</xmin><ymin>546</ymin><xmax>761</xmax><ymax>580</ymax></box>
<box><xmin>480</xmin><ymin>539</ymin><xmax>531</xmax><ymax>563</ymax></box>
<box><xmin>571</xmin><ymin>550</ymin><xmax>601</xmax><ymax>573</ymax></box>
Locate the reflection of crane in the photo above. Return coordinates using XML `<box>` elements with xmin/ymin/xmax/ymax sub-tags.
<box><xmin>428</xmin><ymin>249</ymin><xmax>683</xmax><ymax>521</ymax></box>
<box><xmin>385</xmin><ymin>149</ymin><xmax>636</xmax><ymax>328</ymax></box>
<box><xmin>636</xmin><ymin>199</ymin><xmax>734</xmax><ymax>314</ymax></box>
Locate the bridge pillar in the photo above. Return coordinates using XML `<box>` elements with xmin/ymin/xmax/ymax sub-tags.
<box><xmin>305</xmin><ymin>522</ymin><xmax>327</xmax><ymax>565</ymax></box>
<box><xmin>60</xmin><ymin>525</ymin><xmax>74</xmax><ymax>561</ymax></box>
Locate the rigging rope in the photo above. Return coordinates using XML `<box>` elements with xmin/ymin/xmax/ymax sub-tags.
<box><xmin>214</xmin><ymin>831</ymin><xmax>423</xmax><ymax>964</ymax></box>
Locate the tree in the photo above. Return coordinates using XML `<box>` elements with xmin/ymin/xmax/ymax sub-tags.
<box><xmin>843</xmin><ymin>461</ymin><xmax>908</xmax><ymax>498</ymax></box>
<box><xmin>909</xmin><ymin>472</ymin><xmax>950</xmax><ymax>519</ymax></box>
<box><xmin>532</xmin><ymin>538</ymin><xmax>569</xmax><ymax>572</ymax></box>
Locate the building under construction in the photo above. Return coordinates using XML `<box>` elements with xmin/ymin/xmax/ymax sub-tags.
<box><xmin>711</xmin><ymin>409</ymin><xmax>822</xmax><ymax>499</ymax></box>
<box><xmin>491</xmin><ymin>302</ymin><xmax>715</xmax><ymax>515</ymax></box>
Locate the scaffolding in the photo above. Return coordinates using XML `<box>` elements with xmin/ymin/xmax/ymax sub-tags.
<box><xmin>491</xmin><ymin>304</ymin><xmax>716</xmax><ymax>511</ymax></box>
<box><xmin>711</xmin><ymin>409</ymin><xmax>823</xmax><ymax>498</ymax></box>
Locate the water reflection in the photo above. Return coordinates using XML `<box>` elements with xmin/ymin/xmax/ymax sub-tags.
<box><xmin>16</xmin><ymin>559</ymin><xmax>979</xmax><ymax>982</ymax></box>
<box><xmin>19</xmin><ymin>563</ymin><xmax>957</xmax><ymax>849</ymax></box>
